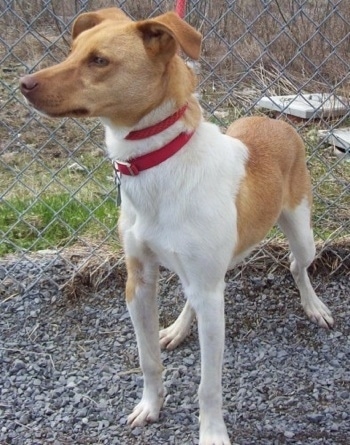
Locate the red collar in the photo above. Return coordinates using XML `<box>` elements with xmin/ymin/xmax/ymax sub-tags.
<box><xmin>115</xmin><ymin>105</ymin><xmax>194</xmax><ymax>176</ymax></box>
<box><xmin>115</xmin><ymin>131</ymin><xmax>194</xmax><ymax>176</ymax></box>
<box><xmin>125</xmin><ymin>105</ymin><xmax>188</xmax><ymax>140</ymax></box>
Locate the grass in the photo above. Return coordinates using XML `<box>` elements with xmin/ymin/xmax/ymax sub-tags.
<box><xmin>0</xmin><ymin>192</ymin><xmax>118</xmax><ymax>255</ymax></box>
<box><xmin>0</xmin><ymin>148</ymin><xmax>119</xmax><ymax>255</ymax></box>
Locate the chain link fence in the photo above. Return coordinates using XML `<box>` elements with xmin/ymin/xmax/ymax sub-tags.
<box><xmin>0</xmin><ymin>0</ymin><xmax>349</xmax><ymax>297</ymax></box>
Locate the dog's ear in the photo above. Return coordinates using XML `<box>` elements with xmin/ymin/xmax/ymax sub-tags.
<box><xmin>137</xmin><ymin>12</ymin><xmax>202</xmax><ymax>61</ymax></box>
<box><xmin>72</xmin><ymin>8</ymin><xmax>130</xmax><ymax>40</ymax></box>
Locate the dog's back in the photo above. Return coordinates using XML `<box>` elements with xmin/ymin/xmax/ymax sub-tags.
<box><xmin>228</xmin><ymin>116</ymin><xmax>312</xmax><ymax>257</ymax></box>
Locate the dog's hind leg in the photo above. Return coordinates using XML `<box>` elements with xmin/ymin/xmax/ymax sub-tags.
<box><xmin>278</xmin><ymin>199</ymin><xmax>334</xmax><ymax>328</ymax></box>
<box><xmin>159</xmin><ymin>300</ymin><xmax>195</xmax><ymax>350</ymax></box>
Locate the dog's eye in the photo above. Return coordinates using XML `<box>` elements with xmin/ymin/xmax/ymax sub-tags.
<box><xmin>91</xmin><ymin>56</ymin><xmax>109</xmax><ymax>67</ymax></box>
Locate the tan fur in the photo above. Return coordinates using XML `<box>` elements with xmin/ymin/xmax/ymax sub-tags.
<box><xmin>227</xmin><ymin>116</ymin><xmax>313</xmax><ymax>256</ymax></box>
<box><xmin>125</xmin><ymin>257</ymin><xmax>144</xmax><ymax>303</ymax></box>
<box><xmin>182</xmin><ymin>92</ymin><xmax>202</xmax><ymax>130</ymax></box>
<box><xmin>20</xmin><ymin>11</ymin><xmax>200</xmax><ymax>127</ymax></box>
<box><xmin>72</xmin><ymin>7</ymin><xmax>131</xmax><ymax>39</ymax></box>
<box><xmin>137</xmin><ymin>12</ymin><xmax>202</xmax><ymax>60</ymax></box>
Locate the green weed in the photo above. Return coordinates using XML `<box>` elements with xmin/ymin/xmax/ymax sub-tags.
<box><xmin>0</xmin><ymin>193</ymin><xmax>118</xmax><ymax>255</ymax></box>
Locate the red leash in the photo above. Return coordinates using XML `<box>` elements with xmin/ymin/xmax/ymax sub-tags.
<box><xmin>175</xmin><ymin>0</ymin><xmax>186</xmax><ymax>18</ymax></box>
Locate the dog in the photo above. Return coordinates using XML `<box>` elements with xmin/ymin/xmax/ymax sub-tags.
<box><xmin>20</xmin><ymin>8</ymin><xmax>334</xmax><ymax>445</ymax></box>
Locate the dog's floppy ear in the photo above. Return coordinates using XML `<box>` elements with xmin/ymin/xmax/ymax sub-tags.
<box><xmin>72</xmin><ymin>7</ymin><xmax>130</xmax><ymax>40</ymax></box>
<box><xmin>137</xmin><ymin>11</ymin><xmax>202</xmax><ymax>61</ymax></box>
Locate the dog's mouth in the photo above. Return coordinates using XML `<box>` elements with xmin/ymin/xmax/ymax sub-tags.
<box><xmin>29</xmin><ymin>104</ymin><xmax>90</xmax><ymax>119</ymax></box>
<box><xmin>47</xmin><ymin>108</ymin><xmax>90</xmax><ymax>118</ymax></box>
<box><xmin>22</xmin><ymin>95</ymin><xmax>90</xmax><ymax>119</ymax></box>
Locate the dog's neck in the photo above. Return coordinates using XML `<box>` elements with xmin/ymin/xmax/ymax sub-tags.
<box><xmin>102</xmin><ymin>96</ymin><xmax>202</xmax><ymax>163</ymax></box>
<box><xmin>125</xmin><ymin>104</ymin><xmax>188</xmax><ymax>141</ymax></box>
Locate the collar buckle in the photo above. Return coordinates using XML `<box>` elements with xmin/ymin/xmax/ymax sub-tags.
<box><xmin>115</xmin><ymin>160</ymin><xmax>139</xmax><ymax>176</ymax></box>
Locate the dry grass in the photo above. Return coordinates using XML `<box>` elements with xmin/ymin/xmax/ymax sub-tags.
<box><xmin>3</xmin><ymin>0</ymin><xmax>350</xmax><ymax>87</ymax></box>
<box><xmin>196</xmin><ymin>0</ymin><xmax>350</xmax><ymax>86</ymax></box>
<box><xmin>55</xmin><ymin>235</ymin><xmax>350</xmax><ymax>301</ymax></box>
<box><xmin>2</xmin><ymin>230</ymin><xmax>347</xmax><ymax>301</ymax></box>
<box><xmin>60</xmin><ymin>244</ymin><xmax>126</xmax><ymax>300</ymax></box>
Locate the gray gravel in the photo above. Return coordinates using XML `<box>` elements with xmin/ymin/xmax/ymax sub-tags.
<box><xmin>0</xmin><ymin>255</ymin><xmax>349</xmax><ymax>445</ymax></box>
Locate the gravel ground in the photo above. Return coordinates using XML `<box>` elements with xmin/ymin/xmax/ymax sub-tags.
<box><xmin>0</xmin><ymin>254</ymin><xmax>349</xmax><ymax>445</ymax></box>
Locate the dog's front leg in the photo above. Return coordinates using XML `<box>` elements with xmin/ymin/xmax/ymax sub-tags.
<box><xmin>188</xmin><ymin>280</ymin><xmax>231</xmax><ymax>445</ymax></box>
<box><xmin>125</xmin><ymin>255</ymin><xmax>164</xmax><ymax>427</ymax></box>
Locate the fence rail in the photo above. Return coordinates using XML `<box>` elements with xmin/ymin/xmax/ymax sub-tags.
<box><xmin>0</xmin><ymin>0</ymin><xmax>349</xmax><ymax>295</ymax></box>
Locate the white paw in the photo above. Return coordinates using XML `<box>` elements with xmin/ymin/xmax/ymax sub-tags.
<box><xmin>127</xmin><ymin>397</ymin><xmax>162</xmax><ymax>427</ymax></box>
<box><xmin>304</xmin><ymin>299</ymin><xmax>334</xmax><ymax>329</ymax></box>
<box><xmin>159</xmin><ymin>321</ymin><xmax>190</xmax><ymax>350</ymax></box>
<box><xmin>199</xmin><ymin>416</ymin><xmax>231</xmax><ymax>445</ymax></box>
<box><xmin>200</xmin><ymin>426</ymin><xmax>231</xmax><ymax>445</ymax></box>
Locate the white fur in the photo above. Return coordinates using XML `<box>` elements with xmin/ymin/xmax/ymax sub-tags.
<box><xmin>104</xmin><ymin>100</ymin><xmax>247</xmax><ymax>444</ymax></box>
<box><xmin>103</xmin><ymin>101</ymin><xmax>332</xmax><ymax>445</ymax></box>
<box><xmin>104</xmin><ymin>100</ymin><xmax>248</xmax><ymax>272</ymax></box>
<box><xmin>278</xmin><ymin>199</ymin><xmax>333</xmax><ymax>328</ymax></box>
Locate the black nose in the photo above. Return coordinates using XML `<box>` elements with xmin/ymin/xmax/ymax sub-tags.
<box><xmin>20</xmin><ymin>75</ymin><xmax>39</xmax><ymax>94</ymax></box>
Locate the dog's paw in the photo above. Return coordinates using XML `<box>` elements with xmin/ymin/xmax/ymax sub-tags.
<box><xmin>200</xmin><ymin>436</ymin><xmax>231</xmax><ymax>445</ymax></box>
<box><xmin>159</xmin><ymin>321</ymin><xmax>190</xmax><ymax>350</ymax></box>
<box><xmin>127</xmin><ymin>398</ymin><xmax>162</xmax><ymax>427</ymax></box>
<box><xmin>199</xmin><ymin>413</ymin><xmax>231</xmax><ymax>445</ymax></box>
<box><xmin>304</xmin><ymin>299</ymin><xmax>334</xmax><ymax>329</ymax></box>
<box><xmin>199</xmin><ymin>424</ymin><xmax>231</xmax><ymax>445</ymax></box>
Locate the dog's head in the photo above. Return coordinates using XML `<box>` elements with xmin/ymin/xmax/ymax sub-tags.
<box><xmin>19</xmin><ymin>8</ymin><xmax>202</xmax><ymax>126</ymax></box>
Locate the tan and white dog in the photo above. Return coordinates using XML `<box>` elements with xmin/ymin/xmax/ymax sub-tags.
<box><xmin>20</xmin><ymin>8</ymin><xmax>334</xmax><ymax>445</ymax></box>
